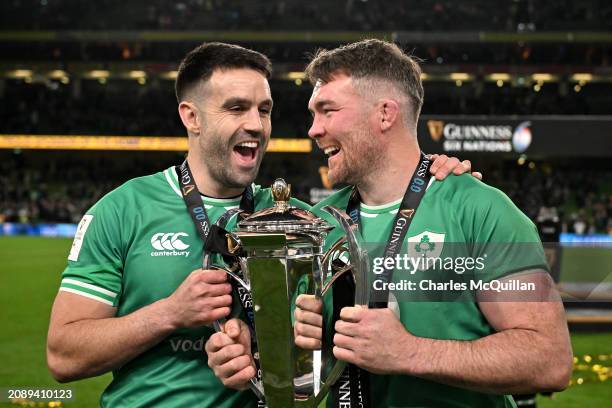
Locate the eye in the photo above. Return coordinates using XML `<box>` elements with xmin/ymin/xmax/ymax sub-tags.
<box><xmin>259</xmin><ymin>107</ymin><xmax>271</xmax><ymax>115</ymax></box>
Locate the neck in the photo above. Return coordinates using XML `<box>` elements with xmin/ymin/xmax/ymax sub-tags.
<box><xmin>185</xmin><ymin>153</ymin><xmax>245</xmax><ymax>198</ymax></box>
<box><xmin>357</xmin><ymin>136</ymin><xmax>421</xmax><ymax>206</ymax></box>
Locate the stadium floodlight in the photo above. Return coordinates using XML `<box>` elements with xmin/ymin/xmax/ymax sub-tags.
<box><xmin>286</xmin><ymin>71</ymin><xmax>306</xmax><ymax>80</ymax></box>
<box><xmin>160</xmin><ymin>70</ymin><xmax>178</xmax><ymax>80</ymax></box>
<box><xmin>128</xmin><ymin>70</ymin><xmax>146</xmax><ymax>79</ymax></box>
<box><xmin>489</xmin><ymin>73</ymin><xmax>511</xmax><ymax>81</ymax></box>
<box><xmin>48</xmin><ymin>70</ymin><xmax>68</xmax><ymax>79</ymax></box>
<box><xmin>9</xmin><ymin>69</ymin><xmax>32</xmax><ymax>78</ymax></box>
<box><xmin>571</xmin><ymin>73</ymin><xmax>593</xmax><ymax>82</ymax></box>
<box><xmin>449</xmin><ymin>73</ymin><xmax>470</xmax><ymax>81</ymax></box>
<box><xmin>487</xmin><ymin>73</ymin><xmax>511</xmax><ymax>87</ymax></box>
<box><xmin>88</xmin><ymin>70</ymin><xmax>110</xmax><ymax>79</ymax></box>
<box><xmin>571</xmin><ymin>73</ymin><xmax>594</xmax><ymax>87</ymax></box>
<box><xmin>532</xmin><ymin>73</ymin><xmax>554</xmax><ymax>82</ymax></box>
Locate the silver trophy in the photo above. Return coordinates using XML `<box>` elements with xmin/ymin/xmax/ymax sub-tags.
<box><xmin>213</xmin><ymin>179</ymin><xmax>369</xmax><ymax>408</ymax></box>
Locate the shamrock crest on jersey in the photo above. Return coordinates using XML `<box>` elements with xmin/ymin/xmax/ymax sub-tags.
<box><xmin>407</xmin><ymin>231</ymin><xmax>446</xmax><ymax>271</ymax></box>
<box><xmin>415</xmin><ymin>234</ymin><xmax>436</xmax><ymax>254</ymax></box>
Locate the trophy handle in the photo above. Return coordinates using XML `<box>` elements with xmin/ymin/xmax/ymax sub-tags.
<box><xmin>321</xmin><ymin>205</ymin><xmax>370</xmax><ymax>306</ymax></box>
<box><xmin>200</xmin><ymin>208</ymin><xmax>267</xmax><ymax>401</ymax></box>
<box><xmin>202</xmin><ymin>262</ymin><xmax>266</xmax><ymax>401</ymax></box>
<box><xmin>299</xmin><ymin>206</ymin><xmax>370</xmax><ymax>404</ymax></box>
<box><xmin>202</xmin><ymin>208</ymin><xmax>249</xmax><ymax>332</ymax></box>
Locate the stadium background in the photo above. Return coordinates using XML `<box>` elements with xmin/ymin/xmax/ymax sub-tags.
<box><xmin>0</xmin><ymin>0</ymin><xmax>611</xmax><ymax>406</ymax></box>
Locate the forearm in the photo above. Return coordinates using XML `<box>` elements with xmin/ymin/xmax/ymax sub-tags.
<box><xmin>406</xmin><ymin>328</ymin><xmax>571</xmax><ymax>394</ymax></box>
<box><xmin>47</xmin><ymin>298</ymin><xmax>176</xmax><ymax>382</ymax></box>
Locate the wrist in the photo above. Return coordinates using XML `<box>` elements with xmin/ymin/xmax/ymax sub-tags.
<box><xmin>154</xmin><ymin>297</ymin><xmax>181</xmax><ymax>331</ymax></box>
<box><xmin>401</xmin><ymin>334</ymin><xmax>429</xmax><ymax>376</ymax></box>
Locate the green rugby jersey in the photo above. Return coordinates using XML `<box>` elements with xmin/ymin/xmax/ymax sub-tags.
<box><xmin>60</xmin><ymin>166</ymin><xmax>308</xmax><ymax>408</ymax></box>
<box><xmin>313</xmin><ymin>174</ymin><xmax>548</xmax><ymax>408</ymax></box>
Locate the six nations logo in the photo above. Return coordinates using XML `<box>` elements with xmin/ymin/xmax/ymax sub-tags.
<box><xmin>150</xmin><ymin>233</ymin><xmax>191</xmax><ymax>257</ymax></box>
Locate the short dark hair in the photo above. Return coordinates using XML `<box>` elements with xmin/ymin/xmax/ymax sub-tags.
<box><xmin>305</xmin><ymin>39</ymin><xmax>424</xmax><ymax>124</ymax></box>
<box><xmin>175</xmin><ymin>42</ymin><xmax>272</xmax><ymax>102</ymax></box>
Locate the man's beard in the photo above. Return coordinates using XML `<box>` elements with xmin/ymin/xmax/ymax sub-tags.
<box><xmin>329</xmin><ymin>126</ymin><xmax>383</xmax><ymax>187</ymax></box>
<box><xmin>200</xmin><ymin>131</ymin><xmax>263</xmax><ymax>190</ymax></box>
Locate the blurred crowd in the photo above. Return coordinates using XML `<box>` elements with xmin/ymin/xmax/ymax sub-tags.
<box><xmin>1</xmin><ymin>80</ymin><xmax>182</xmax><ymax>136</ymax></box>
<box><xmin>2</xmin><ymin>153</ymin><xmax>611</xmax><ymax>236</ymax></box>
<box><xmin>0</xmin><ymin>154</ymin><xmax>171</xmax><ymax>224</ymax></box>
<box><xmin>1</xmin><ymin>40</ymin><xmax>609</xmax><ymax>67</ymax></box>
<box><xmin>2</xmin><ymin>79</ymin><xmax>610</xmax><ymax>137</ymax></box>
<box><xmin>1</xmin><ymin>169</ymin><xmax>111</xmax><ymax>224</ymax></box>
<box><xmin>2</xmin><ymin>0</ymin><xmax>611</xmax><ymax>31</ymax></box>
<box><xmin>489</xmin><ymin>164</ymin><xmax>612</xmax><ymax>235</ymax></box>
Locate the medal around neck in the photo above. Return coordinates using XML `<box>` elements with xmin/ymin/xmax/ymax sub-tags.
<box><xmin>214</xmin><ymin>178</ymin><xmax>369</xmax><ymax>408</ymax></box>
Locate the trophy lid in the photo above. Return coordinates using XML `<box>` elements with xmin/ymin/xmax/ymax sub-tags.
<box><xmin>237</xmin><ymin>179</ymin><xmax>332</xmax><ymax>234</ymax></box>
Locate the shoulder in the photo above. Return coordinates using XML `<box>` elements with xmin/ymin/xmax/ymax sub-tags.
<box><xmin>88</xmin><ymin>170</ymin><xmax>170</xmax><ymax>215</ymax></box>
<box><xmin>430</xmin><ymin>174</ymin><xmax>527</xmax><ymax>216</ymax></box>
<box><xmin>429</xmin><ymin>175</ymin><xmax>537</xmax><ymax>241</ymax></box>
<box><xmin>428</xmin><ymin>173</ymin><xmax>494</xmax><ymax>199</ymax></box>
<box><xmin>310</xmin><ymin>187</ymin><xmax>354</xmax><ymax>243</ymax></box>
<box><xmin>312</xmin><ymin>186</ymin><xmax>353</xmax><ymax>216</ymax></box>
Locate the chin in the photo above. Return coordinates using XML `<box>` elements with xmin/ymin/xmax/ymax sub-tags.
<box><xmin>328</xmin><ymin>165</ymin><xmax>351</xmax><ymax>185</ymax></box>
<box><xmin>231</xmin><ymin>172</ymin><xmax>258</xmax><ymax>188</ymax></box>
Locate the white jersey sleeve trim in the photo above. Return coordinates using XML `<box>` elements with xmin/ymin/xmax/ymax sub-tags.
<box><xmin>59</xmin><ymin>287</ymin><xmax>114</xmax><ymax>306</ymax></box>
<box><xmin>164</xmin><ymin>168</ymin><xmax>182</xmax><ymax>197</ymax></box>
<box><xmin>68</xmin><ymin>214</ymin><xmax>94</xmax><ymax>262</ymax></box>
<box><xmin>62</xmin><ymin>278</ymin><xmax>117</xmax><ymax>298</ymax></box>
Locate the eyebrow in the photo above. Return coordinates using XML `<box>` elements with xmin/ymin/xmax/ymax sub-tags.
<box><xmin>308</xmin><ymin>99</ymin><xmax>334</xmax><ymax>115</ymax></box>
<box><xmin>222</xmin><ymin>97</ymin><xmax>273</xmax><ymax>109</ymax></box>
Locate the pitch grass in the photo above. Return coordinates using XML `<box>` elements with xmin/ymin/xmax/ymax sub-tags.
<box><xmin>0</xmin><ymin>237</ymin><xmax>110</xmax><ymax>407</ymax></box>
<box><xmin>560</xmin><ymin>246</ymin><xmax>612</xmax><ymax>283</ymax></box>
<box><xmin>0</xmin><ymin>237</ymin><xmax>610</xmax><ymax>407</ymax></box>
<box><xmin>537</xmin><ymin>332</ymin><xmax>612</xmax><ymax>408</ymax></box>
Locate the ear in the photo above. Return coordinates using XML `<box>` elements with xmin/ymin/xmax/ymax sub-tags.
<box><xmin>377</xmin><ymin>99</ymin><xmax>400</xmax><ymax>132</ymax></box>
<box><xmin>178</xmin><ymin>101</ymin><xmax>202</xmax><ymax>136</ymax></box>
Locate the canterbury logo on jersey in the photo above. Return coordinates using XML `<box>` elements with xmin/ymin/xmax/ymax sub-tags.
<box><xmin>150</xmin><ymin>233</ymin><xmax>191</xmax><ymax>257</ymax></box>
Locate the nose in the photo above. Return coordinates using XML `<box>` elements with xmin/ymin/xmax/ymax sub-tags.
<box><xmin>243</xmin><ymin>107</ymin><xmax>265</xmax><ymax>135</ymax></box>
<box><xmin>308</xmin><ymin>114</ymin><xmax>324</xmax><ymax>140</ymax></box>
